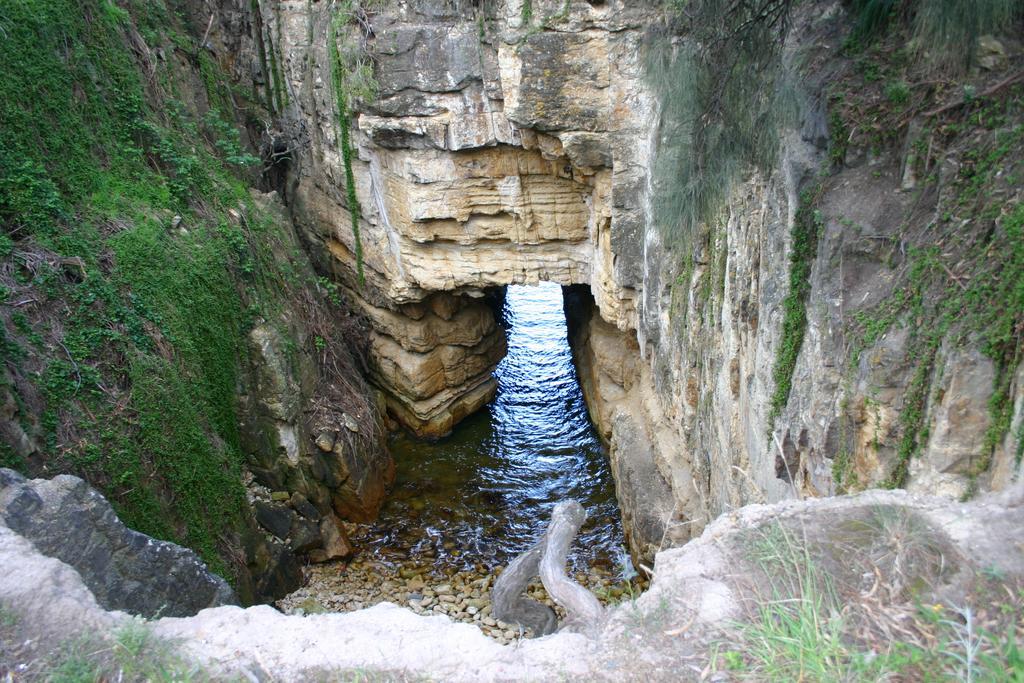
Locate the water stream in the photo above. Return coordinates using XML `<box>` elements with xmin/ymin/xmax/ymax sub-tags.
<box><xmin>279</xmin><ymin>283</ymin><xmax>628</xmax><ymax>631</ymax></box>
<box><xmin>361</xmin><ymin>282</ymin><xmax>625</xmax><ymax>573</ymax></box>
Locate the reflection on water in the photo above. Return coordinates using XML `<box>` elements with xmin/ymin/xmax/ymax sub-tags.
<box><xmin>360</xmin><ymin>282</ymin><xmax>624</xmax><ymax>572</ymax></box>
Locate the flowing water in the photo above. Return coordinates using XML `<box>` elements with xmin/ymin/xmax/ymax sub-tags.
<box><xmin>357</xmin><ymin>282</ymin><xmax>625</xmax><ymax>574</ymax></box>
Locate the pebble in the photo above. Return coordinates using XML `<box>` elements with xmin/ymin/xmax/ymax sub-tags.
<box><xmin>276</xmin><ymin>524</ymin><xmax>648</xmax><ymax>643</ymax></box>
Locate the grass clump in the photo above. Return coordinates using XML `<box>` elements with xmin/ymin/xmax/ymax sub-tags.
<box><xmin>847</xmin><ymin>0</ymin><xmax>1023</xmax><ymax>73</ymax></box>
<box><xmin>884</xmin><ymin>79</ymin><xmax>911</xmax><ymax>105</ymax></box>
<box><xmin>41</xmin><ymin>619</ymin><xmax>203</xmax><ymax>683</ymax></box>
<box><xmin>735</xmin><ymin>523</ymin><xmax>854</xmax><ymax>681</ymax></box>
<box><xmin>718</xmin><ymin>515</ymin><xmax>1024</xmax><ymax>681</ymax></box>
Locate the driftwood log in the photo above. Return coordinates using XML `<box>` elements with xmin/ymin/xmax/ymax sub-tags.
<box><xmin>491</xmin><ymin>500</ymin><xmax>606</xmax><ymax>637</ymax></box>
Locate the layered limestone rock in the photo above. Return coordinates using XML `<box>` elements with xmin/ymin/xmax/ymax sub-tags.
<box><xmin>362</xmin><ymin>291</ymin><xmax>507</xmax><ymax>438</ymax></box>
<box><xmin>274</xmin><ymin>0</ymin><xmax>651</xmax><ymax>443</ymax></box>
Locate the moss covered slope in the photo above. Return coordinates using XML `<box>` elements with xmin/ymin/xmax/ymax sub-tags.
<box><xmin>0</xmin><ymin>0</ymin><xmax>376</xmax><ymax>595</ymax></box>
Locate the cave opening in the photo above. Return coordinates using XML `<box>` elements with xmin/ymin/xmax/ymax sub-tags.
<box><xmin>365</xmin><ymin>281</ymin><xmax>623</xmax><ymax>572</ymax></box>
<box><xmin>278</xmin><ymin>283</ymin><xmax>630</xmax><ymax>628</ymax></box>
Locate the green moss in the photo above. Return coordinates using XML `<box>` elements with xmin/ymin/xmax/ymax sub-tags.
<box><xmin>265</xmin><ymin>27</ymin><xmax>285</xmax><ymax>114</ymax></box>
<box><xmin>831</xmin><ymin>423</ymin><xmax>856</xmax><ymax>489</ymax></box>
<box><xmin>828</xmin><ymin>103</ymin><xmax>850</xmax><ymax>167</ymax></box>
<box><xmin>1016</xmin><ymin>423</ymin><xmax>1024</xmax><ymax>469</ymax></box>
<box><xmin>0</xmin><ymin>443</ymin><xmax>26</xmax><ymax>472</ymax></box>
<box><xmin>768</xmin><ymin>187</ymin><xmax>824</xmax><ymax>427</ymax></box>
<box><xmin>885</xmin><ymin>344</ymin><xmax>938</xmax><ymax>488</ymax></box>
<box><xmin>0</xmin><ymin>0</ymin><xmax>144</xmax><ymax>223</ymax></box>
<box><xmin>0</xmin><ymin>0</ymin><xmax>310</xmax><ymax>579</ymax></box>
<box><xmin>273</xmin><ymin>3</ymin><xmax>289</xmax><ymax>109</ymax></box>
<box><xmin>977</xmin><ymin>202</ymin><xmax>1024</xmax><ymax>468</ymax></box>
<box><xmin>126</xmin><ymin>355</ymin><xmax>245</xmax><ymax>576</ymax></box>
<box><xmin>521</xmin><ymin>0</ymin><xmax>533</xmax><ymax>26</ymax></box>
<box><xmin>250</xmin><ymin>0</ymin><xmax>275</xmax><ymax>112</ymax></box>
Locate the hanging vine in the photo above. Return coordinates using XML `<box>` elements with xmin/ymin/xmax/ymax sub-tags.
<box><xmin>327</xmin><ymin>1</ymin><xmax>378</xmax><ymax>287</ymax></box>
<box><xmin>250</xmin><ymin>0</ymin><xmax>275</xmax><ymax>113</ymax></box>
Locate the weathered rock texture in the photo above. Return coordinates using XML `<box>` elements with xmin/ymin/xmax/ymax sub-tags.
<box><xmin>237</xmin><ymin>199</ymin><xmax>393</xmax><ymax>532</ymax></box>
<box><xmin>233</xmin><ymin>192</ymin><xmax>394</xmax><ymax>575</ymax></box>
<box><xmin>0</xmin><ymin>469</ymin><xmax>236</xmax><ymax>618</ymax></box>
<box><xmin>255</xmin><ymin>0</ymin><xmax>679</xmax><ymax>556</ymax></box>
<box><xmin>244</xmin><ymin>0</ymin><xmax>1024</xmax><ymax>560</ymax></box>
<box><xmin>266</xmin><ymin>0</ymin><xmax>652</xmax><ymax>445</ymax></box>
<box><xmin>3</xmin><ymin>477</ymin><xmax>1022</xmax><ymax>681</ymax></box>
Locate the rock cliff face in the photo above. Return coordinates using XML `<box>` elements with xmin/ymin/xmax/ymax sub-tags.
<box><xmin>261</xmin><ymin>0</ymin><xmax>677</xmax><ymax>556</ymax></box>
<box><xmin>247</xmin><ymin>0</ymin><xmax>1024</xmax><ymax>560</ymax></box>
<box><xmin>231</xmin><ymin>192</ymin><xmax>394</xmax><ymax>583</ymax></box>
<box><xmin>270</xmin><ymin>0</ymin><xmax>651</xmax><ymax>443</ymax></box>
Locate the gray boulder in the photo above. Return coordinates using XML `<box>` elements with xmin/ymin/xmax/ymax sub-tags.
<box><xmin>0</xmin><ymin>468</ymin><xmax>238</xmax><ymax>618</ymax></box>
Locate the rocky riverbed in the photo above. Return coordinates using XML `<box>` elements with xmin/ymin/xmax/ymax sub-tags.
<box><xmin>276</xmin><ymin>524</ymin><xmax>649</xmax><ymax>644</ymax></box>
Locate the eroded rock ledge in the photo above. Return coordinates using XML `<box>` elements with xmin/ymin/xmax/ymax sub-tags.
<box><xmin>0</xmin><ymin>469</ymin><xmax>236</xmax><ymax>619</ymax></box>
<box><xmin>3</xmin><ymin>471</ymin><xmax>1021</xmax><ymax>681</ymax></box>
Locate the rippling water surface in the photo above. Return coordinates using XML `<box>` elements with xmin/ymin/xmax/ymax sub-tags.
<box><xmin>360</xmin><ymin>282</ymin><xmax>625</xmax><ymax>572</ymax></box>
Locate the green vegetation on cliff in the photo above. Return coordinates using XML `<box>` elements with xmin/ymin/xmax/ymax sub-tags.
<box><xmin>848</xmin><ymin>0</ymin><xmax>1023</xmax><ymax>72</ymax></box>
<box><xmin>647</xmin><ymin>0</ymin><xmax>794</xmax><ymax>245</ymax></box>
<box><xmin>768</xmin><ymin>188</ymin><xmax>824</xmax><ymax>428</ymax></box>
<box><xmin>828</xmin><ymin>6</ymin><xmax>1024</xmax><ymax>491</ymax></box>
<box><xmin>0</xmin><ymin>0</ymin><xmax>323</xmax><ymax>583</ymax></box>
<box><xmin>328</xmin><ymin>1</ymin><xmax>380</xmax><ymax>287</ymax></box>
<box><xmin>649</xmin><ymin>0</ymin><xmax>1022</xmax><ymax>492</ymax></box>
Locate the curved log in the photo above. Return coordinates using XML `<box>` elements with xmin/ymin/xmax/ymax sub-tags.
<box><xmin>538</xmin><ymin>501</ymin><xmax>605</xmax><ymax>632</ymax></box>
<box><xmin>491</xmin><ymin>500</ymin><xmax>605</xmax><ymax>637</ymax></box>
<box><xmin>491</xmin><ymin>540</ymin><xmax>558</xmax><ymax>636</ymax></box>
